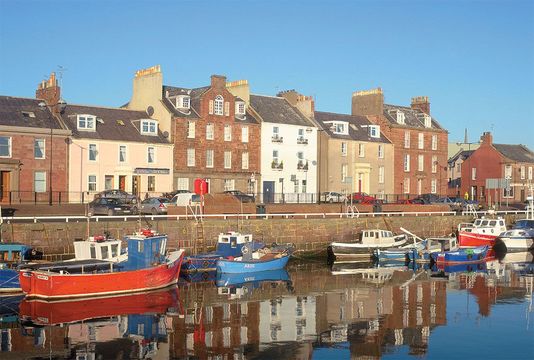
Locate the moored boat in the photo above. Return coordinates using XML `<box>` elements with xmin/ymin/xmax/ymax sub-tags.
<box><xmin>407</xmin><ymin>236</ymin><xmax>458</xmax><ymax>263</ymax></box>
<box><xmin>493</xmin><ymin>197</ymin><xmax>534</xmax><ymax>253</ymax></box>
<box><xmin>329</xmin><ymin>229</ymin><xmax>408</xmax><ymax>260</ymax></box>
<box><xmin>457</xmin><ymin>217</ymin><xmax>506</xmax><ymax>247</ymax></box>
<box><xmin>0</xmin><ymin>243</ymin><xmax>42</xmax><ymax>293</ymax></box>
<box><xmin>216</xmin><ymin>243</ymin><xmax>294</xmax><ymax>274</ymax></box>
<box><xmin>431</xmin><ymin>245</ymin><xmax>489</xmax><ymax>264</ymax></box>
<box><xmin>18</xmin><ymin>232</ymin><xmax>185</xmax><ymax>300</ymax></box>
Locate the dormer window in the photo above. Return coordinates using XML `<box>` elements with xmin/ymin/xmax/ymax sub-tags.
<box><xmin>395</xmin><ymin>111</ymin><xmax>405</xmax><ymax>124</ymax></box>
<box><xmin>327</xmin><ymin>121</ymin><xmax>349</xmax><ymax>135</ymax></box>
<box><xmin>141</xmin><ymin>119</ymin><xmax>158</xmax><ymax>136</ymax></box>
<box><xmin>369</xmin><ymin>125</ymin><xmax>380</xmax><ymax>138</ymax></box>
<box><xmin>424</xmin><ymin>114</ymin><xmax>432</xmax><ymax>128</ymax></box>
<box><xmin>77</xmin><ymin>115</ymin><xmax>96</xmax><ymax>131</ymax></box>
<box><xmin>236</xmin><ymin>101</ymin><xmax>246</xmax><ymax>115</ymax></box>
<box><xmin>176</xmin><ymin>95</ymin><xmax>190</xmax><ymax>109</ymax></box>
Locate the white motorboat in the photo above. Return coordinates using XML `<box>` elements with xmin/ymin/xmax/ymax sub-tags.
<box><xmin>494</xmin><ymin>195</ymin><xmax>534</xmax><ymax>253</ymax></box>
<box><xmin>329</xmin><ymin>229</ymin><xmax>407</xmax><ymax>260</ymax></box>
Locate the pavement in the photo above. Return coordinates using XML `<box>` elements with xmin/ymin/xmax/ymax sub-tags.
<box><xmin>1</xmin><ymin>203</ymin><xmax>87</xmax><ymax>217</ymax></box>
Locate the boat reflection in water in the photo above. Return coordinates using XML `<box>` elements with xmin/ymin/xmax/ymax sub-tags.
<box><xmin>216</xmin><ymin>269</ymin><xmax>292</xmax><ymax>299</ymax></box>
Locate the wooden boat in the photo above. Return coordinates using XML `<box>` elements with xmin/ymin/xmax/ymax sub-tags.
<box><xmin>431</xmin><ymin>245</ymin><xmax>489</xmax><ymax>264</ymax></box>
<box><xmin>18</xmin><ymin>232</ymin><xmax>185</xmax><ymax>300</ymax></box>
<box><xmin>329</xmin><ymin>229</ymin><xmax>407</xmax><ymax>260</ymax></box>
<box><xmin>181</xmin><ymin>231</ymin><xmax>264</xmax><ymax>274</ymax></box>
<box><xmin>457</xmin><ymin>217</ymin><xmax>506</xmax><ymax>247</ymax></box>
<box><xmin>216</xmin><ymin>243</ymin><xmax>294</xmax><ymax>274</ymax></box>
<box><xmin>0</xmin><ymin>243</ymin><xmax>42</xmax><ymax>293</ymax></box>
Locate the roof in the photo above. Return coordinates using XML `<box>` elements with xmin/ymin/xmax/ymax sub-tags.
<box><xmin>249</xmin><ymin>94</ymin><xmax>315</xmax><ymax>127</ymax></box>
<box><xmin>0</xmin><ymin>96</ymin><xmax>63</xmax><ymax>129</ymax></box>
<box><xmin>383</xmin><ymin>104</ymin><xmax>444</xmax><ymax>131</ymax></box>
<box><xmin>314</xmin><ymin>111</ymin><xmax>390</xmax><ymax>143</ymax></box>
<box><xmin>448</xmin><ymin>149</ymin><xmax>474</xmax><ymax>164</ymax></box>
<box><xmin>59</xmin><ymin>104</ymin><xmax>171</xmax><ymax>143</ymax></box>
<box><xmin>493</xmin><ymin>144</ymin><xmax>534</xmax><ymax>163</ymax></box>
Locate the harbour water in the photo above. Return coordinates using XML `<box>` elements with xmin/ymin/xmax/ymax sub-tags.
<box><xmin>1</xmin><ymin>253</ymin><xmax>533</xmax><ymax>359</ymax></box>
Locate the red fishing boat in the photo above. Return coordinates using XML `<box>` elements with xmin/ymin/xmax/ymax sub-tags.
<box><xmin>457</xmin><ymin>217</ymin><xmax>507</xmax><ymax>247</ymax></box>
<box><xmin>18</xmin><ymin>231</ymin><xmax>185</xmax><ymax>300</ymax></box>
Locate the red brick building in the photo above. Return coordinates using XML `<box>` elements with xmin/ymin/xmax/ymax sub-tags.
<box><xmin>460</xmin><ymin>132</ymin><xmax>534</xmax><ymax>204</ymax></box>
<box><xmin>352</xmin><ymin>88</ymin><xmax>449</xmax><ymax>197</ymax></box>
<box><xmin>0</xmin><ymin>86</ymin><xmax>70</xmax><ymax>204</ymax></box>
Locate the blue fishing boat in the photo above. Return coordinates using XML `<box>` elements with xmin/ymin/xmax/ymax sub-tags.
<box><xmin>181</xmin><ymin>232</ymin><xmax>264</xmax><ymax>274</ymax></box>
<box><xmin>407</xmin><ymin>237</ymin><xmax>458</xmax><ymax>263</ymax></box>
<box><xmin>0</xmin><ymin>243</ymin><xmax>42</xmax><ymax>293</ymax></box>
<box><xmin>216</xmin><ymin>243</ymin><xmax>294</xmax><ymax>274</ymax></box>
<box><xmin>216</xmin><ymin>269</ymin><xmax>290</xmax><ymax>287</ymax></box>
<box><xmin>434</xmin><ymin>261</ymin><xmax>488</xmax><ymax>274</ymax></box>
<box><xmin>431</xmin><ymin>245</ymin><xmax>489</xmax><ymax>264</ymax></box>
<box><xmin>372</xmin><ymin>240</ymin><xmax>427</xmax><ymax>262</ymax></box>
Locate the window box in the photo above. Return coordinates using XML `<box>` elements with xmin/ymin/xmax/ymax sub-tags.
<box><xmin>271</xmin><ymin>161</ymin><xmax>284</xmax><ymax>170</ymax></box>
<box><xmin>297</xmin><ymin>161</ymin><xmax>308</xmax><ymax>171</ymax></box>
<box><xmin>272</xmin><ymin>135</ymin><xmax>284</xmax><ymax>143</ymax></box>
<box><xmin>297</xmin><ymin>137</ymin><xmax>308</xmax><ymax>145</ymax></box>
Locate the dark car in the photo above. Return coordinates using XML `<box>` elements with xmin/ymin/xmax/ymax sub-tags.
<box><xmin>139</xmin><ymin>197</ymin><xmax>170</xmax><ymax>215</ymax></box>
<box><xmin>396</xmin><ymin>198</ymin><xmax>425</xmax><ymax>205</ymax></box>
<box><xmin>161</xmin><ymin>189</ymin><xmax>192</xmax><ymax>200</ymax></box>
<box><xmin>88</xmin><ymin>198</ymin><xmax>133</xmax><ymax>216</ymax></box>
<box><xmin>94</xmin><ymin>189</ymin><xmax>139</xmax><ymax>206</ymax></box>
<box><xmin>348</xmin><ymin>192</ymin><xmax>376</xmax><ymax>203</ymax></box>
<box><xmin>223</xmin><ymin>190</ymin><xmax>256</xmax><ymax>203</ymax></box>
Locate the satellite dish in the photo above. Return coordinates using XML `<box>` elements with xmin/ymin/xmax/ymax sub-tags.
<box><xmin>162</xmin><ymin>131</ymin><xmax>169</xmax><ymax>138</ymax></box>
<box><xmin>312</xmin><ymin>160</ymin><xmax>317</xmax><ymax>166</ymax></box>
<box><xmin>146</xmin><ymin>106</ymin><xmax>154</xmax><ymax>116</ymax></box>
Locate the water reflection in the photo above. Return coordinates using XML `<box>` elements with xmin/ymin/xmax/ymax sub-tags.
<box><xmin>0</xmin><ymin>251</ymin><xmax>532</xmax><ymax>359</ymax></box>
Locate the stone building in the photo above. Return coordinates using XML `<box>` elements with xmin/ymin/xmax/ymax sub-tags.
<box><xmin>352</xmin><ymin>88</ymin><xmax>448</xmax><ymax>196</ymax></box>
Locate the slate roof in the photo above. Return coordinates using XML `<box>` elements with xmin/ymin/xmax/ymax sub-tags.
<box><xmin>0</xmin><ymin>96</ymin><xmax>63</xmax><ymax>129</ymax></box>
<box><xmin>448</xmin><ymin>150</ymin><xmax>474</xmax><ymax>164</ymax></box>
<box><xmin>314</xmin><ymin>111</ymin><xmax>391</xmax><ymax>143</ymax></box>
<box><xmin>58</xmin><ymin>104</ymin><xmax>170</xmax><ymax>144</ymax></box>
<box><xmin>383</xmin><ymin>104</ymin><xmax>444</xmax><ymax>131</ymax></box>
<box><xmin>249</xmin><ymin>94</ymin><xmax>315</xmax><ymax>127</ymax></box>
<box><xmin>494</xmin><ymin>144</ymin><xmax>534</xmax><ymax>163</ymax></box>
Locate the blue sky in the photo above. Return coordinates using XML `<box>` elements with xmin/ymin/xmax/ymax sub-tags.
<box><xmin>1</xmin><ymin>0</ymin><xmax>533</xmax><ymax>149</ymax></box>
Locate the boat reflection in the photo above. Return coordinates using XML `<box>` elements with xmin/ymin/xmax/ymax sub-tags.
<box><xmin>216</xmin><ymin>269</ymin><xmax>292</xmax><ymax>299</ymax></box>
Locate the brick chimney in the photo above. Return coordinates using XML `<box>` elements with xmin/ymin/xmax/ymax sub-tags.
<box><xmin>351</xmin><ymin>88</ymin><xmax>384</xmax><ymax>116</ymax></box>
<box><xmin>277</xmin><ymin>90</ymin><xmax>315</xmax><ymax>119</ymax></box>
<box><xmin>480</xmin><ymin>131</ymin><xmax>493</xmax><ymax>145</ymax></box>
<box><xmin>411</xmin><ymin>96</ymin><xmax>430</xmax><ymax>115</ymax></box>
<box><xmin>36</xmin><ymin>72</ymin><xmax>61</xmax><ymax>109</ymax></box>
<box><xmin>210</xmin><ymin>75</ymin><xmax>227</xmax><ymax>90</ymax></box>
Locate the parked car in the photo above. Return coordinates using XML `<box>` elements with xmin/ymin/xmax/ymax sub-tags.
<box><xmin>223</xmin><ymin>190</ymin><xmax>255</xmax><ymax>203</ymax></box>
<box><xmin>139</xmin><ymin>197</ymin><xmax>170</xmax><ymax>215</ymax></box>
<box><xmin>395</xmin><ymin>198</ymin><xmax>425</xmax><ymax>205</ymax></box>
<box><xmin>348</xmin><ymin>192</ymin><xmax>376</xmax><ymax>203</ymax></box>
<box><xmin>170</xmin><ymin>192</ymin><xmax>201</xmax><ymax>206</ymax></box>
<box><xmin>417</xmin><ymin>193</ymin><xmax>440</xmax><ymax>204</ymax></box>
<box><xmin>88</xmin><ymin>198</ymin><xmax>133</xmax><ymax>216</ymax></box>
<box><xmin>322</xmin><ymin>192</ymin><xmax>347</xmax><ymax>203</ymax></box>
<box><xmin>360</xmin><ymin>198</ymin><xmax>385</xmax><ymax>205</ymax></box>
<box><xmin>161</xmin><ymin>189</ymin><xmax>192</xmax><ymax>200</ymax></box>
<box><xmin>94</xmin><ymin>189</ymin><xmax>139</xmax><ymax>211</ymax></box>
<box><xmin>433</xmin><ymin>197</ymin><xmax>462</xmax><ymax>211</ymax></box>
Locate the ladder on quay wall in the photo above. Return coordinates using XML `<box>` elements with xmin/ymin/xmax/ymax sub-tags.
<box><xmin>188</xmin><ymin>197</ymin><xmax>206</xmax><ymax>255</ymax></box>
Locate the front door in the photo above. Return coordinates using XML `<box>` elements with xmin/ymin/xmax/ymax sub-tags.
<box><xmin>132</xmin><ymin>176</ymin><xmax>140</xmax><ymax>197</ymax></box>
<box><xmin>0</xmin><ymin>171</ymin><xmax>9</xmax><ymax>202</ymax></box>
<box><xmin>119</xmin><ymin>176</ymin><xmax>126</xmax><ymax>191</ymax></box>
<box><xmin>263</xmin><ymin>181</ymin><xmax>275</xmax><ymax>203</ymax></box>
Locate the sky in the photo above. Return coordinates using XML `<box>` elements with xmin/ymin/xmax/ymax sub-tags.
<box><xmin>1</xmin><ymin>0</ymin><xmax>533</xmax><ymax>149</ymax></box>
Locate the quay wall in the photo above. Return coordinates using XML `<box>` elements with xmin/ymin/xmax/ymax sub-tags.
<box><xmin>0</xmin><ymin>214</ymin><xmax>520</xmax><ymax>260</ymax></box>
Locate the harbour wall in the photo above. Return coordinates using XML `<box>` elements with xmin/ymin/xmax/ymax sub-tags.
<box><xmin>0</xmin><ymin>213</ymin><xmax>521</xmax><ymax>260</ymax></box>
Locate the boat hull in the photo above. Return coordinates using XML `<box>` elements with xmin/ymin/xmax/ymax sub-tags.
<box><xmin>458</xmin><ymin>231</ymin><xmax>497</xmax><ymax>247</ymax></box>
<box><xmin>216</xmin><ymin>269</ymin><xmax>290</xmax><ymax>287</ymax></box>
<box><xmin>496</xmin><ymin>236</ymin><xmax>534</xmax><ymax>253</ymax></box>
<box><xmin>18</xmin><ymin>251</ymin><xmax>184</xmax><ymax>300</ymax></box>
<box><xmin>0</xmin><ymin>269</ymin><xmax>22</xmax><ymax>293</ymax></box>
<box><xmin>331</xmin><ymin>239</ymin><xmax>407</xmax><ymax>259</ymax></box>
<box><xmin>432</xmin><ymin>246</ymin><xmax>489</xmax><ymax>264</ymax></box>
<box><xmin>216</xmin><ymin>254</ymin><xmax>290</xmax><ymax>274</ymax></box>
<box><xmin>181</xmin><ymin>255</ymin><xmax>219</xmax><ymax>274</ymax></box>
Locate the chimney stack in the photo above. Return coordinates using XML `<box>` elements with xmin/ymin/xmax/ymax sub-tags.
<box><xmin>36</xmin><ymin>72</ymin><xmax>61</xmax><ymax>110</ymax></box>
<box><xmin>411</xmin><ymin>96</ymin><xmax>430</xmax><ymax>115</ymax></box>
<box><xmin>210</xmin><ymin>75</ymin><xmax>227</xmax><ymax>89</ymax></box>
<box><xmin>226</xmin><ymin>79</ymin><xmax>250</xmax><ymax>104</ymax></box>
<box><xmin>351</xmin><ymin>88</ymin><xmax>384</xmax><ymax>116</ymax></box>
<box><xmin>277</xmin><ymin>90</ymin><xmax>315</xmax><ymax>119</ymax></box>
<box><xmin>480</xmin><ymin>131</ymin><xmax>493</xmax><ymax>145</ymax></box>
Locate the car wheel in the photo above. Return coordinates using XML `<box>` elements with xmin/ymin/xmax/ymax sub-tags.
<box><xmin>329</xmin><ymin>199</ymin><xmax>333</xmax><ymax>203</ymax></box>
<box><xmin>151</xmin><ymin>208</ymin><xmax>158</xmax><ymax>215</ymax></box>
<box><xmin>107</xmin><ymin>209</ymin><xmax>114</xmax><ymax>216</ymax></box>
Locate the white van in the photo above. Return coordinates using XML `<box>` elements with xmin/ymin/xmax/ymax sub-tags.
<box><xmin>170</xmin><ymin>192</ymin><xmax>201</xmax><ymax>206</ymax></box>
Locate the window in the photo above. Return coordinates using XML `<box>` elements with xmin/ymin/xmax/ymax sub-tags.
<box><xmin>403</xmin><ymin>178</ymin><xmax>410</xmax><ymax>194</ymax></box>
<box><xmin>418</xmin><ymin>154</ymin><xmax>424</xmax><ymax>171</ymax></box>
<box><xmin>404</xmin><ymin>154</ymin><xmax>410</xmax><ymax>172</ymax></box>
<box><xmin>472</xmin><ymin>167</ymin><xmax>477</xmax><ymax>180</ymax></box>
<box><xmin>105</xmin><ymin>175</ymin><xmax>113</xmax><ymax>190</ymax></box>
<box><xmin>378</xmin><ymin>166</ymin><xmax>384</xmax><ymax>184</ymax></box>
<box><xmin>147</xmin><ymin>146</ymin><xmax>155</xmax><ymax>164</ymax></box>
<box><xmin>88</xmin><ymin>175</ymin><xmax>97</xmax><ymax>191</ymax></box>
<box><xmin>378</xmin><ymin>144</ymin><xmax>384</xmax><ymax>158</ymax></box>
<box><xmin>424</xmin><ymin>114</ymin><xmax>432</xmax><ymax>128</ymax></box>
<box><xmin>119</xmin><ymin>145</ymin><xmax>127</xmax><ymax>163</ymax></box>
<box><xmin>504</xmin><ymin>165</ymin><xmax>512</xmax><ymax>179</ymax></box>
<box><xmin>77</xmin><ymin>115</ymin><xmax>96</xmax><ymax>131</ymax></box>
<box><xmin>242</xmin><ymin>126</ymin><xmax>249</xmax><ymax>143</ymax></box>
<box><xmin>396</xmin><ymin>111</ymin><xmax>405</xmax><ymax>124</ymax></box>
<box><xmin>432</xmin><ymin>156</ymin><xmax>437</xmax><ymax>173</ymax></box>
<box><xmin>206</xmin><ymin>123</ymin><xmax>214</xmax><ymax>140</ymax></box>
<box><xmin>272</xmin><ymin>150</ymin><xmax>279</xmax><ymax>163</ymax></box>
<box><xmin>224</xmin><ymin>151</ymin><xmax>231</xmax><ymax>169</ymax></box>
<box><xmin>418</xmin><ymin>133</ymin><xmax>424</xmax><ymax>149</ymax></box>
<box><xmin>236</xmin><ymin>101</ymin><xmax>246</xmax><ymax>115</ymax></box>
<box><xmin>431</xmin><ymin>179</ymin><xmax>437</xmax><ymax>194</ymax></box>
<box><xmin>417</xmin><ymin>179</ymin><xmax>422</xmax><ymax>195</ymax></box>
<box><xmin>177</xmin><ymin>178</ymin><xmax>189</xmax><ymax>190</ymax></box>
<box><xmin>187</xmin><ymin>149</ymin><xmax>195</xmax><ymax>167</ymax></box>
<box><xmin>294</xmin><ymin>179</ymin><xmax>299</xmax><ymax>193</ymax></box>
<box><xmin>432</xmin><ymin>135</ymin><xmax>438</xmax><ymax>150</ymax></box>
<box><xmin>187</xmin><ymin>121</ymin><xmax>195</xmax><ymax>138</ymax></box>
<box><xmin>34</xmin><ymin>139</ymin><xmax>45</xmax><ymax>159</ymax></box>
<box><xmin>89</xmin><ymin>144</ymin><xmax>97</xmax><ymax>161</ymax></box>
<box><xmin>330</xmin><ymin>121</ymin><xmax>348</xmax><ymax>135</ymax></box>
<box><xmin>141</xmin><ymin>120</ymin><xmax>158</xmax><ymax>135</ymax></box>
<box><xmin>0</xmin><ymin>137</ymin><xmax>11</xmax><ymax>157</ymax></box>
<box><xmin>242</xmin><ymin>152</ymin><xmax>249</xmax><ymax>170</ymax></box>
<box><xmin>214</xmin><ymin>95</ymin><xmax>224</xmax><ymax>115</ymax></box>
<box><xmin>369</xmin><ymin>125</ymin><xmax>380</xmax><ymax>138</ymax></box>
<box><xmin>223</xmin><ymin>179</ymin><xmax>235</xmax><ymax>191</ymax></box>
<box><xmin>224</xmin><ymin>124</ymin><xmax>232</xmax><ymax>141</ymax></box>
<box><xmin>34</xmin><ymin>171</ymin><xmax>46</xmax><ymax>192</ymax></box>
<box><xmin>358</xmin><ymin>143</ymin><xmax>365</xmax><ymax>157</ymax></box>
<box><xmin>206</xmin><ymin>150</ymin><xmax>214</xmax><ymax>168</ymax></box>
<box><xmin>147</xmin><ymin>176</ymin><xmax>155</xmax><ymax>192</ymax></box>
<box><xmin>177</xmin><ymin>95</ymin><xmax>190</xmax><ymax>109</ymax></box>
<box><xmin>520</xmin><ymin>166</ymin><xmax>526</xmax><ymax>180</ymax></box>
<box><xmin>342</xmin><ymin>164</ymin><xmax>348</xmax><ymax>182</ymax></box>
<box><xmin>404</xmin><ymin>131</ymin><xmax>410</xmax><ymax>148</ymax></box>
<box><xmin>504</xmin><ymin>186</ymin><xmax>514</xmax><ymax>198</ymax></box>
<box><xmin>529</xmin><ymin>167</ymin><xmax>533</xmax><ymax>180</ymax></box>
<box><xmin>302</xmin><ymin>180</ymin><xmax>307</xmax><ymax>193</ymax></box>
<box><xmin>341</xmin><ymin>142</ymin><xmax>347</xmax><ymax>156</ymax></box>
<box><xmin>297</xmin><ymin>151</ymin><xmax>305</xmax><ymax>168</ymax></box>
<box><xmin>273</xmin><ymin>126</ymin><xmax>280</xmax><ymax>138</ymax></box>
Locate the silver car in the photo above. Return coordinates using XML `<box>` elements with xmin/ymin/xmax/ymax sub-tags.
<box><xmin>322</xmin><ymin>192</ymin><xmax>348</xmax><ymax>203</ymax></box>
<box><xmin>139</xmin><ymin>197</ymin><xmax>170</xmax><ymax>215</ymax></box>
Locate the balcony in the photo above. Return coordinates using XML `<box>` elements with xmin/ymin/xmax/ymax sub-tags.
<box><xmin>271</xmin><ymin>135</ymin><xmax>284</xmax><ymax>143</ymax></box>
<box><xmin>297</xmin><ymin>137</ymin><xmax>308</xmax><ymax>145</ymax></box>
<box><xmin>271</xmin><ymin>161</ymin><xmax>284</xmax><ymax>170</ymax></box>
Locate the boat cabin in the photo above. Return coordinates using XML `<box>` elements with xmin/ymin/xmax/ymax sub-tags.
<box><xmin>458</xmin><ymin>217</ymin><xmax>506</xmax><ymax>235</ymax></box>
<box><xmin>359</xmin><ymin>230</ymin><xmax>404</xmax><ymax>245</ymax></box>
<box><xmin>73</xmin><ymin>236</ymin><xmax>125</xmax><ymax>263</ymax></box>
<box><xmin>216</xmin><ymin>232</ymin><xmax>254</xmax><ymax>257</ymax></box>
<box><xmin>123</xmin><ymin>231</ymin><xmax>168</xmax><ymax>270</ymax></box>
<box><xmin>427</xmin><ymin>237</ymin><xmax>458</xmax><ymax>252</ymax></box>
<box><xmin>0</xmin><ymin>243</ymin><xmax>32</xmax><ymax>263</ymax></box>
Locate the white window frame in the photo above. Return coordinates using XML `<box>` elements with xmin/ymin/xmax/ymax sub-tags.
<box><xmin>403</xmin><ymin>178</ymin><xmax>410</xmax><ymax>194</ymax></box>
<box><xmin>404</xmin><ymin>154</ymin><xmax>410</xmax><ymax>172</ymax></box>
<box><xmin>358</xmin><ymin>143</ymin><xmax>365</xmax><ymax>158</ymax></box>
<box><xmin>242</xmin><ymin>152</ymin><xmax>249</xmax><ymax>170</ymax></box>
<box><xmin>88</xmin><ymin>175</ymin><xmax>97</xmax><ymax>192</ymax></box>
<box><xmin>34</xmin><ymin>171</ymin><xmax>46</xmax><ymax>192</ymax></box>
<box><xmin>342</xmin><ymin>164</ymin><xmax>348</xmax><ymax>182</ymax></box>
<box><xmin>472</xmin><ymin>167</ymin><xmax>477</xmax><ymax>181</ymax></box>
<box><xmin>177</xmin><ymin>178</ymin><xmax>189</xmax><ymax>190</ymax></box>
<box><xmin>529</xmin><ymin>167</ymin><xmax>533</xmax><ymax>180</ymax></box>
<box><xmin>378</xmin><ymin>144</ymin><xmax>384</xmax><ymax>159</ymax></box>
<box><xmin>418</xmin><ymin>133</ymin><xmax>424</xmax><ymax>149</ymax></box>
<box><xmin>224</xmin><ymin>151</ymin><xmax>232</xmax><ymax>169</ymax></box>
<box><xmin>34</xmin><ymin>138</ymin><xmax>45</xmax><ymax>159</ymax></box>
<box><xmin>504</xmin><ymin>165</ymin><xmax>512</xmax><ymax>179</ymax></box>
<box><xmin>118</xmin><ymin>145</ymin><xmax>127</xmax><ymax>163</ymax></box>
<box><xmin>236</xmin><ymin>101</ymin><xmax>246</xmax><ymax>115</ymax></box>
<box><xmin>418</xmin><ymin>154</ymin><xmax>424</xmax><ymax>172</ymax></box>
<box><xmin>396</xmin><ymin>111</ymin><xmax>405</xmax><ymax>124</ymax></box>
<box><xmin>424</xmin><ymin>114</ymin><xmax>432</xmax><ymax>128</ymax></box>
<box><xmin>147</xmin><ymin>146</ymin><xmax>155</xmax><ymax>164</ymax></box>
<box><xmin>341</xmin><ymin>142</ymin><xmax>347</xmax><ymax>157</ymax></box>
<box><xmin>520</xmin><ymin>166</ymin><xmax>526</xmax><ymax>180</ymax></box>
<box><xmin>369</xmin><ymin>125</ymin><xmax>380</xmax><ymax>138</ymax></box>
<box><xmin>224</xmin><ymin>124</ymin><xmax>232</xmax><ymax>141</ymax></box>
<box><xmin>141</xmin><ymin>119</ymin><xmax>158</xmax><ymax>136</ymax></box>
<box><xmin>187</xmin><ymin>148</ymin><xmax>195</xmax><ymax>167</ymax></box>
<box><xmin>0</xmin><ymin>136</ymin><xmax>11</xmax><ymax>158</ymax></box>
<box><xmin>404</xmin><ymin>131</ymin><xmax>410</xmax><ymax>148</ymax></box>
<box><xmin>77</xmin><ymin>114</ymin><xmax>96</xmax><ymax>131</ymax></box>
<box><xmin>206</xmin><ymin>149</ymin><xmax>214</xmax><ymax>168</ymax></box>
<box><xmin>378</xmin><ymin>166</ymin><xmax>384</xmax><ymax>184</ymax></box>
<box><xmin>432</xmin><ymin>156</ymin><xmax>437</xmax><ymax>173</ymax></box>
<box><xmin>431</xmin><ymin>134</ymin><xmax>438</xmax><ymax>150</ymax></box>
<box><xmin>224</xmin><ymin>179</ymin><xmax>235</xmax><ymax>191</ymax></box>
<box><xmin>431</xmin><ymin>179</ymin><xmax>437</xmax><ymax>194</ymax></box>
<box><xmin>206</xmin><ymin>123</ymin><xmax>214</xmax><ymax>140</ymax></box>
<box><xmin>241</xmin><ymin>126</ymin><xmax>249</xmax><ymax>143</ymax></box>
<box><xmin>272</xmin><ymin>150</ymin><xmax>279</xmax><ymax>164</ymax></box>
<box><xmin>214</xmin><ymin>95</ymin><xmax>224</xmax><ymax>116</ymax></box>
<box><xmin>187</xmin><ymin>121</ymin><xmax>196</xmax><ymax>139</ymax></box>
<box><xmin>89</xmin><ymin>143</ymin><xmax>98</xmax><ymax>162</ymax></box>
